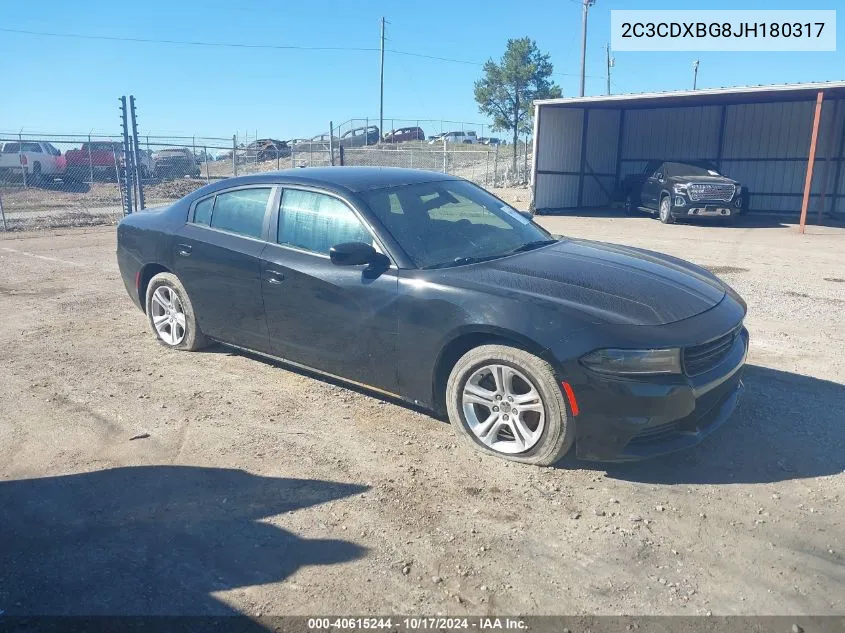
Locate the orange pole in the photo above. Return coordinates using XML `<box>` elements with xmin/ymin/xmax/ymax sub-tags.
<box><xmin>799</xmin><ymin>91</ymin><xmax>824</xmax><ymax>234</ymax></box>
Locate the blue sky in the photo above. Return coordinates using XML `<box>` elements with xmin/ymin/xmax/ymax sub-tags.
<box><xmin>0</xmin><ymin>0</ymin><xmax>841</xmax><ymax>141</ymax></box>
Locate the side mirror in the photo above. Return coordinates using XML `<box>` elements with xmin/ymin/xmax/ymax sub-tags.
<box><xmin>655</xmin><ymin>172</ymin><xmax>664</xmax><ymax>181</ymax></box>
<box><xmin>329</xmin><ymin>242</ymin><xmax>389</xmax><ymax>267</ymax></box>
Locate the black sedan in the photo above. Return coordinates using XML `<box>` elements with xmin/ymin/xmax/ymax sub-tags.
<box><xmin>117</xmin><ymin>167</ymin><xmax>748</xmax><ymax>464</ymax></box>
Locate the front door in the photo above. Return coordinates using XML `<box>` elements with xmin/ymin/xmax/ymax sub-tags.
<box><xmin>261</xmin><ymin>187</ymin><xmax>399</xmax><ymax>393</ymax></box>
<box><xmin>641</xmin><ymin>162</ymin><xmax>665</xmax><ymax>211</ymax></box>
<box><xmin>173</xmin><ymin>186</ymin><xmax>275</xmax><ymax>351</ymax></box>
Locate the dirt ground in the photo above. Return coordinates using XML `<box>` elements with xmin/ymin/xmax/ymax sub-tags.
<box><xmin>0</xmin><ymin>212</ymin><xmax>843</xmax><ymax>617</ymax></box>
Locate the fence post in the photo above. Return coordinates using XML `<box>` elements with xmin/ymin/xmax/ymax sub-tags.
<box><xmin>291</xmin><ymin>145</ymin><xmax>296</xmax><ymax>168</ymax></box>
<box><xmin>0</xmin><ymin>190</ymin><xmax>7</xmax><ymax>231</ymax></box>
<box><xmin>87</xmin><ymin>133</ymin><xmax>94</xmax><ymax>184</ymax></box>
<box><xmin>485</xmin><ymin>151</ymin><xmax>490</xmax><ymax>185</ymax></box>
<box><xmin>524</xmin><ymin>136</ymin><xmax>529</xmax><ymax>185</ymax></box>
<box><xmin>204</xmin><ymin>146</ymin><xmax>210</xmax><ymax>182</ymax></box>
<box><xmin>232</xmin><ymin>134</ymin><xmax>238</xmax><ymax>177</ymax></box>
<box><xmin>339</xmin><ymin>145</ymin><xmax>345</xmax><ymax>166</ymax></box>
<box><xmin>112</xmin><ymin>145</ymin><xmax>125</xmax><ymax>216</ymax></box>
<box><xmin>119</xmin><ymin>96</ymin><xmax>133</xmax><ymax>215</ymax></box>
<box><xmin>129</xmin><ymin>95</ymin><xmax>145</xmax><ymax>210</ymax></box>
<box><xmin>329</xmin><ymin>121</ymin><xmax>335</xmax><ymax>166</ymax></box>
<box><xmin>493</xmin><ymin>143</ymin><xmax>499</xmax><ymax>187</ymax></box>
<box><xmin>443</xmin><ymin>137</ymin><xmax>447</xmax><ymax>173</ymax></box>
<box><xmin>18</xmin><ymin>132</ymin><xmax>25</xmax><ymax>188</ymax></box>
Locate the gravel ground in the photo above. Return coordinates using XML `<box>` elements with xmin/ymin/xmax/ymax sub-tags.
<box><xmin>0</xmin><ymin>214</ymin><xmax>842</xmax><ymax>617</ymax></box>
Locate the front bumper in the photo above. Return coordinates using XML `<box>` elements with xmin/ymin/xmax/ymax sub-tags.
<box><xmin>567</xmin><ymin>327</ymin><xmax>749</xmax><ymax>461</ymax></box>
<box><xmin>671</xmin><ymin>192</ymin><xmax>745</xmax><ymax>217</ymax></box>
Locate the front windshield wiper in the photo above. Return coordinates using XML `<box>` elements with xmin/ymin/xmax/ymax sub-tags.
<box><xmin>423</xmin><ymin>254</ymin><xmax>504</xmax><ymax>270</ymax></box>
<box><xmin>507</xmin><ymin>239</ymin><xmax>558</xmax><ymax>255</ymax></box>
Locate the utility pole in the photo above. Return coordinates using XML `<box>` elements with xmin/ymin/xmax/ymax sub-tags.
<box><xmin>379</xmin><ymin>16</ymin><xmax>385</xmax><ymax>140</ymax></box>
<box><xmin>579</xmin><ymin>0</ymin><xmax>596</xmax><ymax>97</ymax></box>
<box><xmin>692</xmin><ymin>59</ymin><xmax>700</xmax><ymax>90</ymax></box>
<box><xmin>606</xmin><ymin>43</ymin><xmax>614</xmax><ymax>95</ymax></box>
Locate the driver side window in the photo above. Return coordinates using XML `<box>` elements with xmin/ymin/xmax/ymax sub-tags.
<box><xmin>277</xmin><ymin>189</ymin><xmax>371</xmax><ymax>255</ymax></box>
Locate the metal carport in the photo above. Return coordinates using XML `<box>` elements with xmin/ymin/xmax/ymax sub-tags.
<box><xmin>531</xmin><ymin>81</ymin><xmax>845</xmax><ymax>231</ymax></box>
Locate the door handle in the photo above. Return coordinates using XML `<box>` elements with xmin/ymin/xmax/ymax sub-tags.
<box><xmin>266</xmin><ymin>270</ymin><xmax>285</xmax><ymax>284</ymax></box>
<box><xmin>177</xmin><ymin>244</ymin><xmax>192</xmax><ymax>257</ymax></box>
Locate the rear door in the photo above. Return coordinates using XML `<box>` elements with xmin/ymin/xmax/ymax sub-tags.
<box><xmin>260</xmin><ymin>187</ymin><xmax>399</xmax><ymax>392</ymax></box>
<box><xmin>641</xmin><ymin>161</ymin><xmax>664</xmax><ymax>210</ymax></box>
<box><xmin>173</xmin><ymin>185</ymin><xmax>276</xmax><ymax>352</ymax></box>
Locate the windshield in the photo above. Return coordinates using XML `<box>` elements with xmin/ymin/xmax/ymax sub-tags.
<box><xmin>665</xmin><ymin>161</ymin><xmax>721</xmax><ymax>177</ymax></box>
<box><xmin>363</xmin><ymin>180</ymin><xmax>554</xmax><ymax>269</ymax></box>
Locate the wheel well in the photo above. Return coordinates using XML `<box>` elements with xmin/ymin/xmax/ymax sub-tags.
<box><xmin>138</xmin><ymin>263</ymin><xmax>170</xmax><ymax>312</ymax></box>
<box><xmin>431</xmin><ymin>331</ymin><xmax>546</xmax><ymax>415</ymax></box>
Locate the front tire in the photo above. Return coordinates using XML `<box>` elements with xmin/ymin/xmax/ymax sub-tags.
<box><xmin>659</xmin><ymin>195</ymin><xmax>675</xmax><ymax>224</ymax></box>
<box><xmin>446</xmin><ymin>344</ymin><xmax>574</xmax><ymax>465</ymax></box>
<box><xmin>145</xmin><ymin>272</ymin><xmax>209</xmax><ymax>351</ymax></box>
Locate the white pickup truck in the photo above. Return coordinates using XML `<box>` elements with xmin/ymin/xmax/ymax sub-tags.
<box><xmin>0</xmin><ymin>141</ymin><xmax>65</xmax><ymax>184</ymax></box>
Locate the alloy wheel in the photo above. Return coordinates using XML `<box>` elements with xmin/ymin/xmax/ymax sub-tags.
<box><xmin>660</xmin><ymin>197</ymin><xmax>671</xmax><ymax>222</ymax></box>
<box><xmin>461</xmin><ymin>364</ymin><xmax>546</xmax><ymax>454</ymax></box>
<box><xmin>150</xmin><ymin>285</ymin><xmax>186</xmax><ymax>346</ymax></box>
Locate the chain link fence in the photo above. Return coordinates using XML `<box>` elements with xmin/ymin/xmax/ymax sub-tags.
<box><xmin>0</xmin><ymin>129</ymin><xmax>531</xmax><ymax>232</ymax></box>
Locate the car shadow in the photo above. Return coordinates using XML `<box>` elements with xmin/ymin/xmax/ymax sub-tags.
<box><xmin>560</xmin><ymin>364</ymin><xmax>845</xmax><ymax>484</ymax></box>
<box><xmin>43</xmin><ymin>179</ymin><xmax>92</xmax><ymax>193</ymax></box>
<box><xmin>203</xmin><ymin>343</ymin><xmax>438</xmax><ymax>418</ymax></box>
<box><xmin>0</xmin><ymin>466</ymin><xmax>368</xmax><ymax>616</ymax></box>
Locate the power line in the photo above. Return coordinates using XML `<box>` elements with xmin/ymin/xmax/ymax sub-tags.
<box><xmin>0</xmin><ymin>26</ymin><xmax>603</xmax><ymax>79</ymax></box>
<box><xmin>0</xmin><ymin>28</ymin><xmax>380</xmax><ymax>53</ymax></box>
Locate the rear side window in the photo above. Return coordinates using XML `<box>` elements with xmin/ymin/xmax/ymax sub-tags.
<box><xmin>209</xmin><ymin>188</ymin><xmax>271</xmax><ymax>238</ymax></box>
<box><xmin>193</xmin><ymin>197</ymin><xmax>213</xmax><ymax>225</ymax></box>
<box><xmin>278</xmin><ymin>189</ymin><xmax>371</xmax><ymax>255</ymax></box>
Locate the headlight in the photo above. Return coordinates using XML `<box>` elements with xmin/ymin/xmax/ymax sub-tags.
<box><xmin>673</xmin><ymin>184</ymin><xmax>688</xmax><ymax>194</ymax></box>
<box><xmin>580</xmin><ymin>348</ymin><xmax>682</xmax><ymax>375</ymax></box>
<box><xmin>735</xmin><ymin>185</ymin><xmax>742</xmax><ymax>195</ymax></box>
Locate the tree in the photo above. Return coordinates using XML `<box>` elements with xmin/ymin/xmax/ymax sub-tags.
<box><xmin>474</xmin><ymin>38</ymin><xmax>562</xmax><ymax>175</ymax></box>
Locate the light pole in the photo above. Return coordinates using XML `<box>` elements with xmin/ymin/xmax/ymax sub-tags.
<box><xmin>579</xmin><ymin>0</ymin><xmax>596</xmax><ymax>97</ymax></box>
<box><xmin>692</xmin><ymin>59</ymin><xmax>700</xmax><ymax>90</ymax></box>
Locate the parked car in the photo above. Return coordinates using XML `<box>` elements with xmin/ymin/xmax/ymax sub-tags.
<box><xmin>0</xmin><ymin>141</ymin><xmax>65</xmax><ymax>184</ymax></box>
<box><xmin>153</xmin><ymin>148</ymin><xmax>201</xmax><ymax>179</ymax></box>
<box><xmin>65</xmin><ymin>141</ymin><xmax>124</xmax><ymax>182</ymax></box>
<box><xmin>479</xmin><ymin>137</ymin><xmax>502</xmax><ymax>146</ymax></box>
<box><xmin>338</xmin><ymin>126</ymin><xmax>380</xmax><ymax>148</ymax></box>
<box><xmin>623</xmin><ymin>160</ymin><xmax>747</xmax><ymax>224</ymax></box>
<box><xmin>117</xmin><ymin>167</ymin><xmax>748</xmax><ymax>466</ymax></box>
<box><xmin>293</xmin><ymin>134</ymin><xmax>336</xmax><ymax>153</ymax></box>
<box><xmin>429</xmin><ymin>131</ymin><xmax>477</xmax><ymax>145</ymax></box>
<box><xmin>246</xmin><ymin>139</ymin><xmax>291</xmax><ymax>162</ymax></box>
<box><xmin>383</xmin><ymin>127</ymin><xmax>425</xmax><ymax>143</ymax></box>
<box><xmin>117</xmin><ymin>149</ymin><xmax>154</xmax><ymax>179</ymax></box>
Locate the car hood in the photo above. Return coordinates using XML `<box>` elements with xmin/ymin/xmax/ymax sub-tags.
<box><xmin>440</xmin><ymin>239</ymin><xmax>726</xmax><ymax>326</ymax></box>
<box><xmin>669</xmin><ymin>174</ymin><xmax>738</xmax><ymax>185</ymax></box>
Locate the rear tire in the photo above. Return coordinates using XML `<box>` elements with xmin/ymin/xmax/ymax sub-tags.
<box><xmin>446</xmin><ymin>344</ymin><xmax>574</xmax><ymax>466</ymax></box>
<box><xmin>145</xmin><ymin>272</ymin><xmax>209</xmax><ymax>351</ymax></box>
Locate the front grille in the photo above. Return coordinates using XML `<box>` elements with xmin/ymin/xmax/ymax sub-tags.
<box><xmin>683</xmin><ymin>326</ymin><xmax>741</xmax><ymax>376</ymax></box>
<box><xmin>688</xmin><ymin>183</ymin><xmax>735</xmax><ymax>202</ymax></box>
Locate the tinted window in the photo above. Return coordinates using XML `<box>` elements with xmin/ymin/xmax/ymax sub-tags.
<box><xmin>278</xmin><ymin>189</ymin><xmax>371</xmax><ymax>255</ymax></box>
<box><xmin>193</xmin><ymin>197</ymin><xmax>214</xmax><ymax>225</ymax></box>
<box><xmin>364</xmin><ymin>180</ymin><xmax>551</xmax><ymax>269</ymax></box>
<box><xmin>3</xmin><ymin>142</ymin><xmax>41</xmax><ymax>153</ymax></box>
<box><xmin>209</xmin><ymin>188</ymin><xmax>271</xmax><ymax>238</ymax></box>
<box><xmin>665</xmin><ymin>162</ymin><xmax>721</xmax><ymax>177</ymax></box>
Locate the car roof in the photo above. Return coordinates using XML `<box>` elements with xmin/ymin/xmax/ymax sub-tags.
<box><xmin>206</xmin><ymin>167</ymin><xmax>461</xmax><ymax>194</ymax></box>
